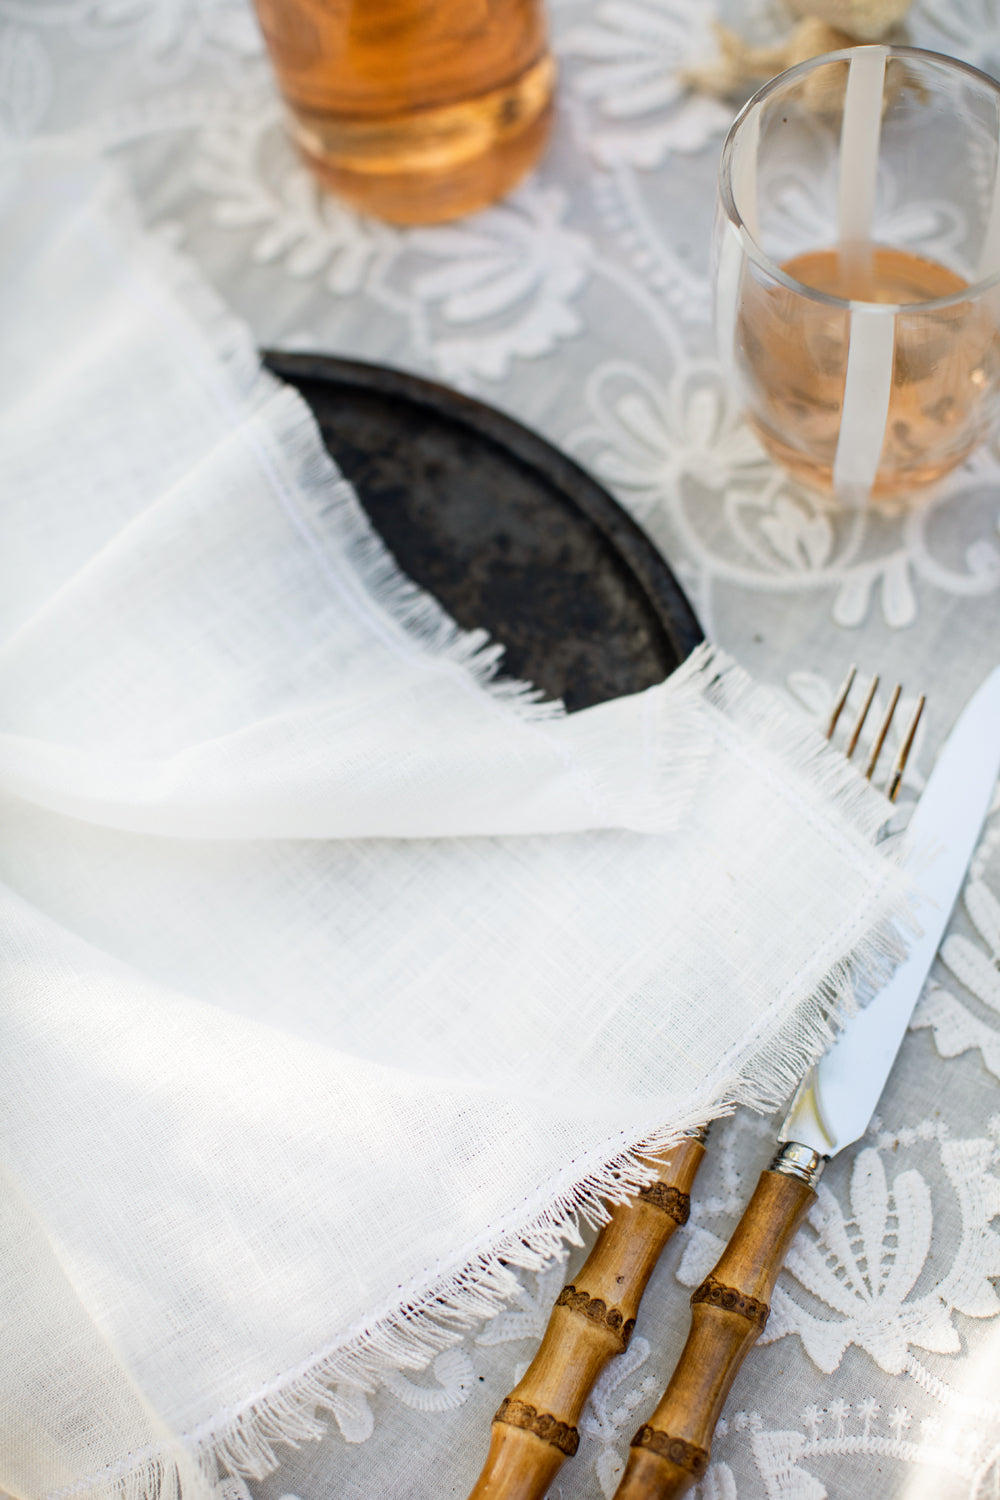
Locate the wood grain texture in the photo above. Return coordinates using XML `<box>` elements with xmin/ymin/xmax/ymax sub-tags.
<box><xmin>611</xmin><ymin>1167</ymin><xmax>816</xmax><ymax>1499</ymax></box>
<box><xmin>466</xmin><ymin>1136</ymin><xmax>706</xmax><ymax>1500</ymax></box>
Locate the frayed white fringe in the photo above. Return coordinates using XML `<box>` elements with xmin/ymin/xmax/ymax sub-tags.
<box><xmin>261</xmin><ymin>391</ymin><xmax>565</xmax><ymax>724</ymax></box>
<box><xmin>43</xmin><ymin>147</ymin><xmax>920</xmax><ymax>1500</ymax></box>
<box><xmin>104</xmin><ymin>154</ymin><xmax>566</xmax><ymax>735</ymax></box>
<box><xmin>51</xmin><ymin>892</ymin><xmax>918</xmax><ymax>1500</ymax></box>
<box><xmin>57</xmin><ymin>838</ymin><xmax>915</xmax><ymax>1500</ymax></box>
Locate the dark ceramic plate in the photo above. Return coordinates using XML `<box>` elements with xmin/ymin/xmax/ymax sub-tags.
<box><xmin>262</xmin><ymin>352</ymin><xmax>703</xmax><ymax>713</ymax></box>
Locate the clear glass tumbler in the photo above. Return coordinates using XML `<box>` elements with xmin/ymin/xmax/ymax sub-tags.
<box><xmin>253</xmin><ymin>0</ymin><xmax>555</xmax><ymax>226</ymax></box>
<box><xmin>715</xmin><ymin>46</ymin><xmax>1000</xmax><ymax>509</ymax></box>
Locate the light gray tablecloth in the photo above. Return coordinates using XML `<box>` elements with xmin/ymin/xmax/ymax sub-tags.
<box><xmin>5</xmin><ymin>2</ymin><xmax>1000</xmax><ymax>1496</ymax></box>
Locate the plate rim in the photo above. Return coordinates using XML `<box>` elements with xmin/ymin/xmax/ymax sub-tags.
<box><xmin>260</xmin><ymin>350</ymin><xmax>704</xmax><ymax>673</ymax></box>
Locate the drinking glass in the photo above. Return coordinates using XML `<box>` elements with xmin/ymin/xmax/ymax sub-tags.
<box><xmin>714</xmin><ymin>46</ymin><xmax>1000</xmax><ymax>509</ymax></box>
<box><xmin>252</xmin><ymin>0</ymin><xmax>554</xmax><ymax>225</ymax></box>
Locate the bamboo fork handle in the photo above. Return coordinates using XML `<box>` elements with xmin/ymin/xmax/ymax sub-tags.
<box><xmin>613</xmin><ymin>1164</ymin><xmax>816</xmax><ymax>1500</ymax></box>
<box><xmin>467</xmin><ymin>1134</ymin><xmax>707</xmax><ymax>1500</ymax></box>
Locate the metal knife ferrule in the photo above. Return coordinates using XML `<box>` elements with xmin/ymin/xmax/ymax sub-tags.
<box><xmin>769</xmin><ymin>1141</ymin><xmax>826</xmax><ymax>1188</ymax></box>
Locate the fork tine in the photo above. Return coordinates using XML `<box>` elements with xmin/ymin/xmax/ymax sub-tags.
<box><xmin>862</xmin><ymin>683</ymin><xmax>901</xmax><ymax>782</ymax></box>
<box><xmin>827</xmin><ymin>671</ymin><xmax>924</xmax><ymax>801</ymax></box>
<box><xmin>845</xmin><ymin>673</ymin><xmax>879</xmax><ymax>759</ymax></box>
<box><xmin>825</xmin><ymin>664</ymin><xmax>856</xmax><ymax>741</ymax></box>
<box><xmin>886</xmin><ymin>694</ymin><xmax>925</xmax><ymax>803</ymax></box>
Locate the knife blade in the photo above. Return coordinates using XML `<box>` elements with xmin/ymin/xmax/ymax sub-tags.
<box><xmin>613</xmin><ymin>665</ymin><xmax>1000</xmax><ymax>1500</ymax></box>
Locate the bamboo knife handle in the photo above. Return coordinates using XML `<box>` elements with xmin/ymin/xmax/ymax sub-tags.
<box><xmin>467</xmin><ymin>1134</ymin><xmax>707</xmax><ymax>1500</ymax></box>
<box><xmin>612</xmin><ymin>1160</ymin><xmax>818</xmax><ymax>1500</ymax></box>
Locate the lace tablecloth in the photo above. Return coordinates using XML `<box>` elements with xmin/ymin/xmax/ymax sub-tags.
<box><xmin>6</xmin><ymin>2</ymin><xmax>1000</xmax><ymax>1497</ymax></box>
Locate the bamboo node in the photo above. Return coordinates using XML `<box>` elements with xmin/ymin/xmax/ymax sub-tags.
<box><xmin>691</xmin><ymin>1275</ymin><xmax>769</xmax><ymax>1330</ymax></box>
<box><xmin>635</xmin><ymin>1181</ymin><xmax>691</xmax><ymax>1224</ymax></box>
<box><xmin>493</xmin><ymin>1397</ymin><xmax>579</xmax><ymax>1456</ymax></box>
<box><xmin>630</xmin><ymin>1425</ymin><xmax>710</xmax><ymax>1477</ymax></box>
<box><xmin>556</xmin><ymin>1284</ymin><xmax>636</xmax><ymax>1348</ymax></box>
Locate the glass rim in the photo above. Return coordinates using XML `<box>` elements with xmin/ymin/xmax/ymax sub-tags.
<box><xmin>718</xmin><ymin>44</ymin><xmax>1000</xmax><ymax>314</ymax></box>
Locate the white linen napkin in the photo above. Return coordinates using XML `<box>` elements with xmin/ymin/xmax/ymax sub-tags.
<box><xmin>0</xmin><ymin>139</ymin><xmax>914</xmax><ymax>1500</ymax></box>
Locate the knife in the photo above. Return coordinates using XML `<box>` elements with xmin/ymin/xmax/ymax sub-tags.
<box><xmin>613</xmin><ymin>665</ymin><xmax>1000</xmax><ymax>1500</ymax></box>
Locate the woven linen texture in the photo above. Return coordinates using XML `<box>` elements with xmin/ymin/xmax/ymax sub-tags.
<box><xmin>0</xmin><ymin>141</ymin><xmax>913</xmax><ymax>1500</ymax></box>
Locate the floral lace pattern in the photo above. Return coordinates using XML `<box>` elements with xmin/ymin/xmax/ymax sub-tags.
<box><xmin>6</xmin><ymin>1</ymin><xmax>1000</xmax><ymax>1496</ymax></box>
<box><xmin>559</xmin><ymin>0</ymin><xmax>733</xmax><ymax>168</ymax></box>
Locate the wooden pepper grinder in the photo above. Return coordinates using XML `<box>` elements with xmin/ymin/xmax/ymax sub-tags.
<box><xmin>252</xmin><ymin>0</ymin><xmax>555</xmax><ymax>224</ymax></box>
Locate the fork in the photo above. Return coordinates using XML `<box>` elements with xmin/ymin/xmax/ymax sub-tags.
<box><xmin>466</xmin><ymin>669</ymin><xmax>924</xmax><ymax>1500</ymax></box>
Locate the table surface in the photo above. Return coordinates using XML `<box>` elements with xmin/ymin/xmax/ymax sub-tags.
<box><xmin>9</xmin><ymin>2</ymin><xmax>1000</xmax><ymax>1496</ymax></box>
